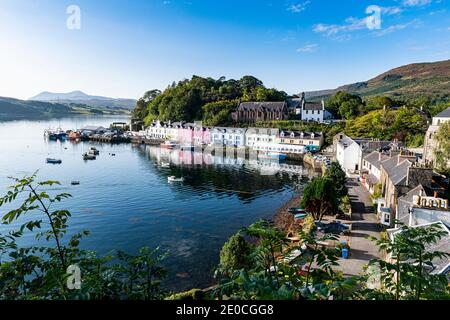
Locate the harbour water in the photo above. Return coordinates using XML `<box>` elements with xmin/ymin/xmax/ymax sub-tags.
<box><xmin>0</xmin><ymin>116</ymin><xmax>315</xmax><ymax>291</ymax></box>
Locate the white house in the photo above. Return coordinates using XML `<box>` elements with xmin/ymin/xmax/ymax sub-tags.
<box><xmin>291</xmin><ymin>93</ymin><xmax>333</xmax><ymax>123</ymax></box>
<box><xmin>335</xmin><ymin>134</ymin><xmax>366</xmax><ymax>175</ymax></box>
<box><xmin>423</xmin><ymin>107</ymin><xmax>450</xmax><ymax>167</ymax></box>
<box><xmin>245</xmin><ymin>128</ymin><xmax>279</xmax><ymax>148</ymax></box>
<box><xmin>361</xmin><ymin>151</ymin><xmax>390</xmax><ymax>193</ymax></box>
<box><xmin>211</xmin><ymin>127</ymin><xmax>247</xmax><ymax>147</ymax></box>
<box><xmin>146</xmin><ymin>120</ymin><xmax>168</xmax><ymax>139</ymax></box>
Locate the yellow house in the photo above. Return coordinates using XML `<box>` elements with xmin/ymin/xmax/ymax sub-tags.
<box><xmin>277</xmin><ymin>131</ymin><xmax>323</xmax><ymax>149</ymax></box>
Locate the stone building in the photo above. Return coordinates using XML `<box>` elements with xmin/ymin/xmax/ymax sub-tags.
<box><xmin>423</xmin><ymin>106</ymin><xmax>450</xmax><ymax>167</ymax></box>
<box><xmin>231</xmin><ymin>101</ymin><xmax>288</xmax><ymax>123</ymax></box>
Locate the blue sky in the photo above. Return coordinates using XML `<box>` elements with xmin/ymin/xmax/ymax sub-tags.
<box><xmin>0</xmin><ymin>0</ymin><xmax>449</xmax><ymax>100</ymax></box>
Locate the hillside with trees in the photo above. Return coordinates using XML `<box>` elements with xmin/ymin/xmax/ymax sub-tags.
<box><xmin>133</xmin><ymin>75</ymin><xmax>287</xmax><ymax>126</ymax></box>
<box><xmin>306</xmin><ymin>59</ymin><xmax>450</xmax><ymax>106</ymax></box>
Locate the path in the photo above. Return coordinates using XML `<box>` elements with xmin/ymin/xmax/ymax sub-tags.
<box><xmin>336</xmin><ymin>178</ymin><xmax>381</xmax><ymax>276</ymax></box>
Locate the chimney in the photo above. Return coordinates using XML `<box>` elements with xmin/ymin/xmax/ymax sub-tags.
<box><xmin>434</xmin><ymin>191</ymin><xmax>438</xmax><ymax>198</ymax></box>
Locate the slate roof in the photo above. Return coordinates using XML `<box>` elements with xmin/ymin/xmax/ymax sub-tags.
<box><xmin>388</xmin><ymin>221</ymin><xmax>450</xmax><ymax>275</ymax></box>
<box><xmin>279</xmin><ymin>131</ymin><xmax>322</xmax><ymax>140</ymax></box>
<box><xmin>435</xmin><ymin>106</ymin><xmax>450</xmax><ymax>118</ymax></box>
<box><xmin>363</xmin><ymin>151</ymin><xmax>390</xmax><ymax>170</ymax></box>
<box><xmin>396</xmin><ymin>185</ymin><xmax>427</xmax><ymax>226</ymax></box>
<box><xmin>381</xmin><ymin>155</ymin><xmax>412</xmax><ymax>186</ymax></box>
<box><xmin>303</xmin><ymin>102</ymin><xmax>323</xmax><ymax>111</ymax></box>
<box><xmin>237</xmin><ymin>101</ymin><xmax>287</xmax><ymax>112</ymax></box>
<box><xmin>248</xmin><ymin>127</ymin><xmax>280</xmax><ymax>136</ymax></box>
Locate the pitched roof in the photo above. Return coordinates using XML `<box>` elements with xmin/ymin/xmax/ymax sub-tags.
<box><xmin>381</xmin><ymin>155</ymin><xmax>412</xmax><ymax>186</ymax></box>
<box><xmin>279</xmin><ymin>130</ymin><xmax>322</xmax><ymax>140</ymax></box>
<box><xmin>237</xmin><ymin>101</ymin><xmax>287</xmax><ymax>112</ymax></box>
<box><xmin>388</xmin><ymin>221</ymin><xmax>450</xmax><ymax>275</ymax></box>
<box><xmin>396</xmin><ymin>185</ymin><xmax>427</xmax><ymax>226</ymax></box>
<box><xmin>303</xmin><ymin>102</ymin><xmax>323</xmax><ymax>111</ymax></box>
<box><xmin>363</xmin><ymin>151</ymin><xmax>389</xmax><ymax>170</ymax></box>
<box><xmin>435</xmin><ymin>106</ymin><xmax>450</xmax><ymax>118</ymax></box>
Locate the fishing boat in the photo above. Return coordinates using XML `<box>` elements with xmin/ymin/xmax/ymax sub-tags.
<box><xmin>71</xmin><ymin>181</ymin><xmax>80</xmax><ymax>185</ymax></box>
<box><xmin>168</xmin><ymin>176</ymin><xmax>184</xmax><ymax>183</ymax></box>
<box><xmin>82</xmin><ymin>153</ymin><xmax>96</xmax><ymax>160</ymax></box>
<box><xmin>160</xmin><ymin>141</ymin><xmax>178</xmax><ymax>149</ymax></box>
<box><xmin>267</xmin><ymin>152</ymin><xmax>287</xmax><ymax>160</ymax></box>
<box><xmin>45</xmin><ymin>128</ymin><xmax>67</xmax><ymax>141</ymax></box>
<box><xmin>89</xmin><ymin>147</ymin><xmax>100</xmax><ymax>155</ymax></box>
<box><xmin>46</xmin><ymin>158</ymin><xmax>62</xmax><ymax>164</ymax></box>
<box><xmin>68</xmin><ymin>131</ymin><xmax>81</xmax><ymax>140</ymax></box>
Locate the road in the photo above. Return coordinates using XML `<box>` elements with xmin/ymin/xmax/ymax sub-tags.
<box><xmin>336</xmin><ymin>178</ymin><xmax>381</xmax><ymax>276</ymax></box>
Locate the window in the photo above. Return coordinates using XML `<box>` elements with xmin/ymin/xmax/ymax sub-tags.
<box><xmin>306</xmin><ymin>110</ymin><xmax>309</xmax><ymax>114</ymax></box>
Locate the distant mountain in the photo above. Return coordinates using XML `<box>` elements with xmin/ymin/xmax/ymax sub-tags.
<box><xmin>0</xmin><ymin>97</ymin><xmax>73</xmax><ymax>120</ymax></box>
<box><xmin>304</xmin><ymin>59</ymin><xmax>450</xmax><ymax>102</ymax></box>
<box><xmin>30</xmin><ymin>91</ymin><xmax>137</xmax><ymax>109</ymax></box>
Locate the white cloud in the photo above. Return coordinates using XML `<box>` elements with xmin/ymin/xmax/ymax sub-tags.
<box><xmin>381</xmin><ymin>6</ymin><xmax>403</xmax><ymax>15</ymax></box>
<box><xmin>296</xmin><ymin>43</ymin><xmax>318</xmax><ymax>53</ymax></box>
<box><xmin>313</xmin><ymin>17</ymin><xmax>367</xmax><ymax>37</ymax></box>
<box><xmin>287</xmin><ymin>1</ymin><xmax>310</xmax><ymax>13</ymax></box>
<box><xmin>402</xmin><ymin>0</ymin><xmax>432</xmax><ymax>7</ymax></box>
<box><xmin>375</xmin><ymin>19</ymin><xmax>421</xmax><ymax>36</ymax></box>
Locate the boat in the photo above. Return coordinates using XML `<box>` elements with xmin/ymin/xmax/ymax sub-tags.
<box><xmin>161</xmin><ymin>161</ymin><xmax>171</xmax><ymax>168</ymax></box>
<box><xmin>71</xmin><ymin>181</ymin><xmax>80</xmax><ymax>185</ymax></box>
<box><xmin>89</xmin><ymin>147</ymin><xmax>100</xmax><ymax>155</ymax></box>
<box><xmin>46</xmin><ymin>158</ymin><xmax>62</xmax><ymax>164</ymax></box>
<box><xmin>294</xmin><ymin>213</ymin><xmax>307</xmax><ymax>219</ymax></box>
<box><xmin>68</xmin><ymin>131</ymin><xmax>81</xmax><ymax>140</ymax></box>
<box><xmin>267</xmin><ymin>152</ymin><xmax>287</xmax><ymax>160</ymax></box>
<box><xmin>168</xmin><ymin>176</ymin><xmax>184</xmax><ymax>183</ymax></box>
<box><xmin>82</xmin><ymin>153</ymin><xmax>96</xmax><ymax>160</ymax></box>
<box><xmin>288</xmin><ymin>207</ymin><xmax>307</xmax><ymax>214</ymax></box>
<box><xmin>45</xmin><ymin>128</ymin><xmax>67</xmax><ymax>141</ymax></box>
<box><xmin>180</xmin><ymin>144</ymin><xmax>194</xmax><ymax>151</ymax></box>
<box><xmin>160</xmin><ymin>141</ymin><xmax>178</xmax><ymax>149</ymax></box>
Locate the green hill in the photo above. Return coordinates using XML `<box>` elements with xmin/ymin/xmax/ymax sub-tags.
<box><xmin>0</xmin><ymin>97</ymin><xmax>73</xmax><ymax>120</ymax></box>
<box><xmin>306</xmin><ymin>59</ymin><xmax>450</xmax><ymax>103</ymax></box>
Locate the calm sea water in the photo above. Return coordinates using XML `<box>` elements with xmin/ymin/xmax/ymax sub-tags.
<box><xmin>0</xmin><ymin>116</ymin><xmax>315</xmax><ymax>291</ymax></box>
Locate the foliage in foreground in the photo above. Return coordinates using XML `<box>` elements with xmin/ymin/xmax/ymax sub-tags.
<box><xmin>0</xmin><ymin>174</ymin><xmax>167</xmax><ymax>300</ymax></box>
<box><xmin>214</xmin><ymin>219</ymin><xmax>450</xmax><ymax>300</ymax></box>
<box><xmin>1</xmin><ymin>174</ymin><xmax>449</xmax><ymax>300</ymax></box>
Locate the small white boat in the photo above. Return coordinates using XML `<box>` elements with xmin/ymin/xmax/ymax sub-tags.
<box><xmin>168</xmin><ymin>176</ymin><xmax>184</xmax><ymax>183</ymax></box>
<box><xmin>161</xmin><ymin>162</ymin><xmax>170</xmax><ymax>168</ymax></box>
<box><xmin>83</xmin><ymin>153</ymin><xmax>96</xmax><ymax>160</ymax></box>
<box><xmin>89</xmin><ymin>147</ymin><xmax>100</xmax><ymax>155</ymax></box>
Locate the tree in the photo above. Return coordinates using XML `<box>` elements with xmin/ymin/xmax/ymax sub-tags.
<box><xmin>325</xmin><ymin>162</ymin><xmax>347</xmax><ymax>200</ymax></box>
<box><xmin>132</xmin><ymin>89</ymin><xmax>161</xmax><ymax>119</ymax></box>
<box><xmin>327</xmin><ymin>91</ymin><xmax>364</xmax><ymax>119</ymax></box>
<box><xmin>217</xmin><ymin>233</ymin><xmax>252</xmax><ymax>276</ymax></box>
<box><xmin>363</xmin><ymin>223</ymin><xmax>450</xmax><ymax>300</ymax></box>
<box><xmin>300</xmin><ymin>177</ymin><xmax>339</xmax><ymax>221</ymax></box>
<box><xmin>433</xmin><ymin>121</ymin><xmax>450</xmax><ymax>175</ymax></box>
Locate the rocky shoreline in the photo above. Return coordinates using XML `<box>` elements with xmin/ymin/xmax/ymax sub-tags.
<box><xmin>272</xmin><ymin>194</ymin><xmax>303</xmax><ymax>234</ymax></box>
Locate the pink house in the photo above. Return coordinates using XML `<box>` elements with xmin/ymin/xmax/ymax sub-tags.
<box><xmin>194</xmin><ymin>126</ymin><xmax>211</xmax><ymax>145</ymax></box>
<box><xmin>179</xmin><ymin>123</ymin><xmax>195</xmax><ymax>144</ymax></box>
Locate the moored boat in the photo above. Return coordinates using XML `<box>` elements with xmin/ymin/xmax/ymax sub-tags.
<box><xmin>294</xmin><ymin>213</ymin><xmax>307</xmax><ymax>219</ymax></box>
<box><xmin>46</xmin><ymin>158</ymin><xmax>62</xmax><ymax>164</ymax></box>
<box><xmin>267</xmin><ymin>152</ymin><xmax>287</xmax><ymax>160</ymax></box>
<box><xmin>71</xmin><ymin>181</ymin><xmax>80</xmax><ymax>185</ymax></box>
<box><xmin>160</xmin><ymin>141</ymin><xmax>178</xmax><ymax>149</ymax></box>
<box><xmin>168</xmin><ymin>176</ymin><xmax>184</xmax><ymax>182</ymax></box>
<box><xmin>82</xmin><ymin>153</ymin><xmax>96</xmax><ymax>160</ymax></box>
<box><xmin>89</xmin><ymin>147</ymin><xmax>100</xmax><ymax>155</ymax></box>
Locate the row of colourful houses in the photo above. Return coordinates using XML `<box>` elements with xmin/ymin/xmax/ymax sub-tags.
<box><xmin>143</xmin><ymin>120</ymin><xmax>324</xmax><ymax>153</ymax></box>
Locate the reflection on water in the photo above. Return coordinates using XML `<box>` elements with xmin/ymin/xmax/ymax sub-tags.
<box><xmin>0</xmin><ymin>117</ymin><xmax>317</xmax><ymax>291</ymax></box>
